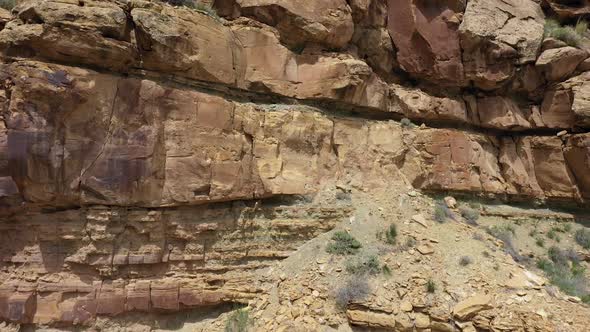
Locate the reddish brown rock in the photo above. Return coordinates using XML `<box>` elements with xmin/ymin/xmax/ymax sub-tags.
<box><xmin>499</xmin><ymin>137</ymin><xmax>543</xmax><ymax>197</ymax></box>
<box><xmin>541</xmin><ymin>72</ymin><xmax>590</xmax><ymax>128</ymax></box>
<box><xmin>234</xmin><ymin>0</ymin><xmax>354</xmax><ymax>49</ymax></box>
<box><xmin>536</xmin><ymin>46</ymin><xmax>588</xmax><ymax>82</ymax></box>
<box><xmin>459</xmin><ymin>0</ymin><xmax>544</xmax><ymax>89</ymax></box>
<box><xmin>564</xmin><ymin>134</ymin><xmax>590</xmax><ymax>199</ymax></box>
<box><xmin>96</xmin><ymin>282</ymin><xmax>125</xmax><ymax>316</ymax></box>
<box><xmin>390</xmin><ymin>84</ymin><xmax>469</xmax><ymax>124</ymax></box>
<box><xmin>131</xmin><ymin>2</ymin><xmax>240</xmax><ymax>85</ymax></box>
<box><xmin>475</xmin><ymin>97</ymin><xmax>531</xmax><ymax>130</ymax></box>
<box><xmin>0</xmin><ymin>0</ymin><xmax>136</xmax><ymax>71</ymax></box>
<box><xmin>387</xmin><ymin>0</ymin><xmax>465</xmax><ymax>85</ymax></box>
<box><xmin>403</xmin><ymin>129</ymin><xmax>506</xmax><ymax>194</ymax></box>
<box><xmin>530</xmin><ymin>136</ymin><xmax>581</xmax><ymax>199</ymax></box>
<box><xmin>543</xmin><ymin>0</ymin><xmax>590</xmax><ymax>19</ymax></box>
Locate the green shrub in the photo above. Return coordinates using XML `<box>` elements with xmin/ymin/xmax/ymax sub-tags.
<box><xmin>536</xmin><ymin>238</ymin><xmax>545</xmax><ymax>248</ymax></box>
<box><xmin>575</xmin><ymin>229</ymin><xmax>590</xmax><ymax>249</ymax></box>
<box><xmin>0</xmin><ymin>0</ymin><xmax>14</xmax><ymax>10</ymax></box>
<box><xmin>335</xmin><ymin>276</ymin><xmax>370</xmax><ymax>309</ymax></box>
<box><xmin>385</xmin><ymin>224</ymin><xmax>397</xmax><ymax>244</ymax></box>
<box><xmin>459</xmin><ymin>206</ymin><xmax>480</xmax><ymax>225</ymax></box>
<box><xmin>426</xmin><ymin>279</ymin><xmax>436</xmax><ymax>293</ymax></box>
<box><xmin>346</xmin><ymin>255</ymin><xmax>381</xmax><ymax>275</ymax></box>
<box><xmin>382</xmin><ymin>264</ymin><xmax>392</xmax><ymax>277</ymax></box>
<box><xmin>548</xmin><ymin>246</ymin><xmax>569</xmax><ymax>266</ymax></box>
<box><xmin>544</xmin><ymin>18</ymin><xmax>585</xmax><ymax>47</ymax></box>
<box><xmin>225</xmin><ymin>309</ymin><xmax>249</xmax><ymax>332</ymax></box>
<box><xmin>326</xmin><ymin>231</ymin><xmax>362</xmax><ymax>255</ymax></box>
<box><xmin>547</xmin><ymin>229</ymin><xmax>561</xmax><ymax>242</ymax></box>
<box><xmin>537</xmin><ymin>258</ymin><xmax>590</xmax><ymax>300</ymax></box>
<box><xmin>576</xmin><ymin>20</ymin><xmax>588</xmax><ymax>36</ymax></box>
<box><xmin>377</xmin><ymin>224</ymin><xmax>397</xmax><ymax>244</ymax></box>
<box><xmin>400</xmin><ymin>118</ymin><xmax>415</xmax><ymax>128</ymax></box>
<box><xmin>434</xmin><ymin>202</ymin><xmax>454</xmax><ymax>223</ymax></box>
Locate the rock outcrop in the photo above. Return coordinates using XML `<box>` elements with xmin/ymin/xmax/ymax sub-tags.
<box><xmin>0</xmin><ymin>0</ymin><xmax>589</xmax><ymax>329</ymax></box>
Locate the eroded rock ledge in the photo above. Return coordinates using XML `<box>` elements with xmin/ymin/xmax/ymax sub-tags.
<box><xmin>0</xmin><ymin>0</ymin><xmax>590</xmax><ymax>328</ymax></box>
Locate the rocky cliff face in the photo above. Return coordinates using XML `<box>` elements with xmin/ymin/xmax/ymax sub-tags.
<box><xmin>0</xmin><ymin>0</ymin><xmax>590</xmax><ymax>330</ymax></box>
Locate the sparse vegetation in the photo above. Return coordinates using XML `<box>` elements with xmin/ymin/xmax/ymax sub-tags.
<box><xmin>426</xmin><ymin>279</ymin><xmax>436</xmax><ymax>293</ymax></box>
<box><xmin>535</xmin><ymin>238</ymin><xmax>545</xmax><ymax>248</ymax></box>
<box><xmin>335</xmin><ymin>276</ymin><xmax>370</xmax><ymax>309</ymax></box>
<box><xmin>403</xmin><ymin>237</ymin><xmax>417</xmax><ymax>249</ymax></box>
<box><xmin>487</xmin><ymin>225</ymin><xmax>523</xmax><ymax>262</ymax></box>
<box><xmin>537</xmin><ymin>249</ymin><xmax>590</xmax><ymax>303</ymax></box>
<box><xmin>382</xmin><ymin>264</ymin><xmax>392</xmax><ymax>277</ymax></box>
<box><xmin>547</xmin><ymin>229</ymin><xmax>561</xmax><ymax>242</ymax></box>
<box><xmin>544</xmin><ymin>18</ymin><xmax>587</xmax><ymax>47</ymax></box>
<box><xmin>326</xmin><ymin>231</ymin><xmax>362</xmax><ymax>255</ymax></box>
<box><xmin>434</xmin><ymin>202</ymin><xmax>454</xmax><ymax>223</ymax></box>
<box><xmin>400</xmin><ymin>118</ymin><xmax>415</xmax><ymax>128</ymax></box>
<box><xmin>225</xmin><ymin>309</ymin><xmax>250</xmax><ymax>332</ymax></box>
<box><xmin>346</xmin><ymin>255</ymin><xmax>381</xmax><ymax>275</ymax></box>
<box><xmin>575</xmin><ymin>229</ymin><xmax>590</xmax><ymax>249</ymax></box>
<box><xmin>459</xmin><ymin>206</ymin><xmax>480</xmax><ymax>225</ymax></box>
<box><xmin>0</xmin><ymin>0</ymin><xmax>14</xmax><ymax>10</ymax></box>
<box><xmin>378</xmin><ymin>224</ymin><xmax>398</xmax><ymax>244</ymax></box>
<box><xmin>459</xmin><ymin>256</ymin><xmax>473</xmax><ymax>266</ymax></box>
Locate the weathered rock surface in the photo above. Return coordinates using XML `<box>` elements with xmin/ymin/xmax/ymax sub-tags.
<box><xmin>0</xmin><ymin>203</ymin><xmax>351</xmax><ymax>324</ymax></box>
<box><xmin>536</xmin><ymin>46</ymin><xmax>588</xmax><ymax>82</ymax></box>
<box><xmin>387</xmin><ymin>0</ymin><xmax>465</xmax><ymax>85</ymax></box>
<box><xmin>459</xmin><ymin>0</ymin><xmax>545</xmax><ymax>89</ymax></box>
<box><xmin>543</xmin><ymin>0</ymin><xmax>590</xmax><ymax>19</ymax></box>
<box><xmin>231</xmin><ymin>0</ymin><xmax>354</xmax><ymax>49</ymax></box>
<box><xmin>1</xmin><ymin>0</ymin><xmax>590</xmax><ymax>329</ymax></box>
<box><xmin>542</xmin><ymin>72</ymin><xmax>590</xmax><ymax>128</ymax></box>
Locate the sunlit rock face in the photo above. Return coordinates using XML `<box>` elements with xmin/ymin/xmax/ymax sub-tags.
<box><xmin>0</xmin><ymin>0</ymin><xmax>589</xmax><ymax>327</ymax></box>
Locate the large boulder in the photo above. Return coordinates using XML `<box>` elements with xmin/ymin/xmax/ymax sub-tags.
<box><xmin>474</xmin><ymin>96</ymin><xmax>532</xmax><ymax>130</ymax></box>
<box><xmin>0</xmin><ymin>0</ymin><xmax>137</xmax><ymax>71</ymax></box>
<box><xmin>535</xmin><ymin>46</ymin><xmax>588</xmax><ymax>82</ymax></box>
<box><xmin>233</xmin><ymin>0</ymin><xmax>354</xmax><ymax>49</ymax></box>
<box><xmin>389</xmin><ymin>84</ymin><xmax>470</xmax><ymax>124</ymax></box>
<box><xmin>131</xmin><ymin>2</ymin><xmax>241</xmax><ymax>85</ymax></box>
<box><xmin>541</xmin><ymin>72</ymin><xmax>590</xmax><ymax>128</ymax></box>
<box><xmin>459</xmin><ymin>0</ymin><xmax>545</xmax><ymax>90</ymax></box>
<box><xmin>387</xmin><ymin>0</ymin><xmax>465</xmax><ymax>85</ymax></box>
<box><xmin>231</xmin><ymin>20</ymin><xmax>388</xmax><ymax>109</ymax></box>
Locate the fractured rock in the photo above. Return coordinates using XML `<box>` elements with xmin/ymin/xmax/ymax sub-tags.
<box><xmin>536</xmin><ymin>46</ymin><xmax>588</xmax><ymax>82</ymax></box>
<box><xmin>453</xmin><ymin>293</ymin><xmax>493</xmax><ymax>321</ymax></box>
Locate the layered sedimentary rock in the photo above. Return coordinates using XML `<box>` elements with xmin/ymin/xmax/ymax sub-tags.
<box><xmin>0</xmin><ymin>203</ymin><xmax>352</xmax><ymax>324</ymax></box>
<box><xmin>0</xmin><ymin>0</ymin><xmax>590</xmax><ymax>328</ymax></box>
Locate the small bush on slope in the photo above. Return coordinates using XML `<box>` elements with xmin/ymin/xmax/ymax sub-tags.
<box><xmin>544</xmin><ymin>19</ymin><xmax>586</xmax><ymax>47</ymax></box>
<box><xmin>326</xmin><ymin>231</ymin><xmax>362</xmax><ymax>255</ymax></box>
<box><xmin>575</xmin><ymin>229</ymin><xmax>590</xmax><ymax>249</ymax></box>
<box><xmin>346</xmin><ymin>255</ymin><xmax>381</xmax><ymax>275</ymax></box>
<box><xmin>0</xmin><ymin>0</ymin><xmax>15</xmax><ymax>11</ymax></box>
<box><xmin>335</xmin><ymin>276</ymin><xmax>370</xmax><ymax>309</ymax></box>
<box><xmin>225</xmin><ymin>309</ymin><xmax>249</xmax><ymax>332</ymax></box>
